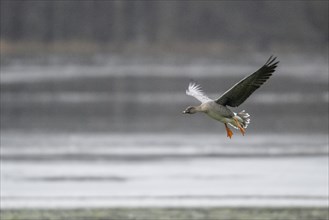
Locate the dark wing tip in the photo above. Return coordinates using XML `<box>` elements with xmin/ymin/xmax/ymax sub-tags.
<box><xmin>265</xmin><ymin>55</ymin><xmax>279</xmax><ymax>65</ymax></box>
<box><xmin>264</xmin><ymin>56</ymin><xmax>279</xmax><ymax>72</ymax></box>
<box><xmin>266</xmin><ymin>55</ymin><xmax>280</xmax><ymax>65</ymax></box>
<box><xmin>265</xmin><ymin>55</ymin><xmax>274</xmax><ymax>64</ymax></box>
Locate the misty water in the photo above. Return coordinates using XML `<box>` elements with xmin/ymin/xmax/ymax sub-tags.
<box><xmin>1</xmin><ymin>54</ymin><xmax>328</xmax><ymax>208</ymax></box>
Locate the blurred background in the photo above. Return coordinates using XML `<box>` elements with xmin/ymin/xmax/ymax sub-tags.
<box><xmin>1</xmin><ymin>1</ymin><xmax>328</xmax><ymax>209</ymax></box>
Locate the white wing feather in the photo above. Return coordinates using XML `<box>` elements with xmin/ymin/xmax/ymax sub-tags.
<box><xmin>186</xmin><ymin>82</ymin><xmax>212</xmax><ymax>103</ymax></box>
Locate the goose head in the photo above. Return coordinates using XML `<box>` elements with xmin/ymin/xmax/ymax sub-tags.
<box><xmin>183</xmin><ymin>106</ymin><xmax>198</xmax><ymax>114</ymax></box>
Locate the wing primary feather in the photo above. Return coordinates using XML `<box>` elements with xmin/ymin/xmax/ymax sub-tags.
<box><xmin>215</xmin><ymin>56</ymin><xmax>279</xmax><ymax>107</ymax></box>
<box><xmin>265</xmin><ymin>55</ymin><xmax>274</xmax><ymax>65</ymax></box>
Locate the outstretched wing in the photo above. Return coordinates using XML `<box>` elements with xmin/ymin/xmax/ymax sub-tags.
<box><xmin>186</xmin><ymin>82</ymin><xmax>213</xmax><ymax>103</ymax></box>
<box><xmin>215</xmin><ymin>56</ymin><xmax>279</xmax><ymax>107</ymax></box>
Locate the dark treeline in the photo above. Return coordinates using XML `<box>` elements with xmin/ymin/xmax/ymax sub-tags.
<box><xmin>0</xmin><ymin>1</ymin><xmax>328</xmax><ymax>49</ymax></box>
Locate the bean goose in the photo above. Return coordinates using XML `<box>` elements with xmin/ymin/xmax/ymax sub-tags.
<box><xmin>183</xmin><ymin>56</ymin><xmax>279</xmax><ymax>138</ymax></box>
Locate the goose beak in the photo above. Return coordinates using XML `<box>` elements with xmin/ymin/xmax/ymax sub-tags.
<box><xmin>183</xmin><ymin>110</ymin><xmax>187</xmax><ymax>114</ymax></box>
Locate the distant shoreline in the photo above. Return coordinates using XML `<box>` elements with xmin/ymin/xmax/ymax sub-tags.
<box><xmin>1</xmin><ymin>40</ymin><xmax>326</xmax><ymax>57</ymax></box>
<box><xmin>1</xmin><ymin>207</ymin><xmax>328</xmax><ymax>220</ymax></box>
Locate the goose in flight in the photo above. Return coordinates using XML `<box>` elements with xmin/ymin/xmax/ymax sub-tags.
<box><xmin>183</xmin><ymin>56</ymin><xmax>279</xmax><ymax>138</ymax></box>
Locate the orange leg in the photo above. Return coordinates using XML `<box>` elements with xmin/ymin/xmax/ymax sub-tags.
<box><xmin>234</xmin><ymin>117</ymin><xmax>245</xmax><ymax>136</ymax></box>
<box><xmin>225</xmin><ymin>123</ymin><xmax>233</xmax><ymax>139</ymax></box>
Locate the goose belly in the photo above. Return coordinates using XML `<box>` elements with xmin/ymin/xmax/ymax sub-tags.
<box><xmin>206</xmin><ymin>109</ymin><xmax>232</xmax><ymax>123</ymax></box>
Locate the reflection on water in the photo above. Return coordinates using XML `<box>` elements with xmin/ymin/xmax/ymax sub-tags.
<box><xmin>1</xmin><ymin>155</ymin><xmax>328</xmax><ymax>208</ymax></box>
<box><xmin>1</xmin><ymin>133</ymin><xmax>328</xmax><ymax>160</ymax></box>
<box><xmin>1</xmin><ymin>133</ymin><xmax>328</xmax><ymax>208</ymax></box>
